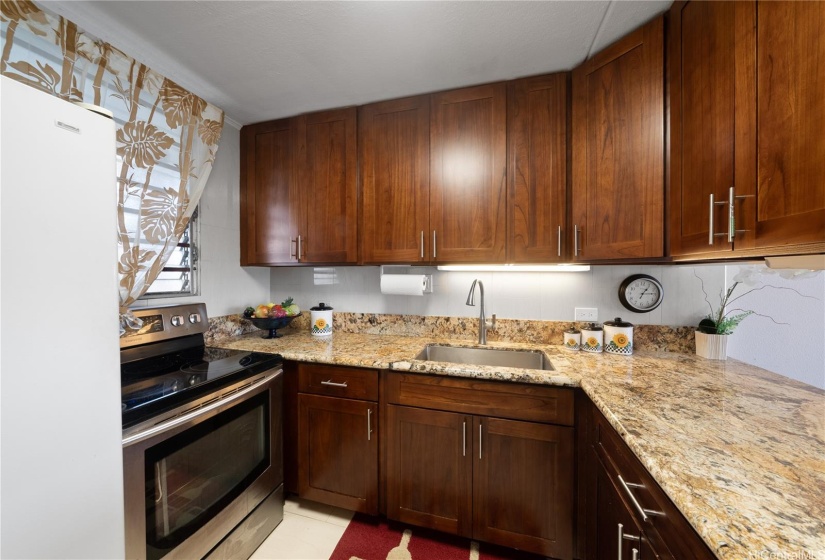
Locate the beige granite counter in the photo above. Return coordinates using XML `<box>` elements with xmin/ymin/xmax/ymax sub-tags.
<box><xmin>212</xmin><ymin>330</ymin><xmax>825</xmax><ymax>559</ymax></box>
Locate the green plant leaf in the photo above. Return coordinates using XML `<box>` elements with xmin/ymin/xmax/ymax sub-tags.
<box><xmin>716</xmin><ymin>311</ymin><xmax>754</xmax><ymax>335</ymax></box>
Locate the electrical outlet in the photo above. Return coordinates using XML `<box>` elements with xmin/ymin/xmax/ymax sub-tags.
<box><xmin>575</xmin><ymin>307</ymin><xmax>598</xmax><ymax>322</ymax></box>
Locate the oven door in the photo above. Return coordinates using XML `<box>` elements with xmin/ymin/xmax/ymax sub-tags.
<box><xmin>123</xmin><ymin>369</ymin><xmax>282</xmax><ymax>560</ymax></box>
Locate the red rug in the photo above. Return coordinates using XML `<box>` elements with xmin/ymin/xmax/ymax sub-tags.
<box><xmin>329</xmin><ymin>513</ymin><xmax>545</xmax><ymax>560</ymax></box>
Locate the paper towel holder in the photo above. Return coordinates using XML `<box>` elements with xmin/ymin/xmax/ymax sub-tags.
<box><xmin>380</xmin><ymin>265</ymin><xmax>433</xmax><ymax>294</ymax></box>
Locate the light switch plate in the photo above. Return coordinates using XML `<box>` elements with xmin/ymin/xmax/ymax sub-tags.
<box><xmin>575</xmin><ymin>307</ymin><xmax>598</xmax><ymax>321</ymax></box>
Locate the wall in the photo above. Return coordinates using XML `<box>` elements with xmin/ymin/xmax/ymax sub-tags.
<box><xmin>133</xmin><ymin>125</ymin><xmax>271</xmax><ymax>317</ymax></box>
<box><xmin>269</xmin><ymin>264</ymin><xmax>726</xmax><ymax>326</ymax></box>
<box><xmin>726</xmin><ymin>265</ymin><xmax>825</xmax><ymax>389</ymax></box>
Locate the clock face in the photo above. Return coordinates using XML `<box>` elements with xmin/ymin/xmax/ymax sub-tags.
<box><xmin>619</xmin><ymin>274</ymin><xmax>664</xmax><ymax>313</ymax></box>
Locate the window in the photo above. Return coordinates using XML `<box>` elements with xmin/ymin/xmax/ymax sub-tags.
<box><xmin>141</xmin><ymin>209</ymin><xmax>199</xmax><ymax>298</ymax></box>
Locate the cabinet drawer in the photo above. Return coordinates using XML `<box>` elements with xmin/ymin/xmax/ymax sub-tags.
<box><xmin>385</xmin><ymin>373</ymin><xmax>574</xmax><ymax>426</ymax></box>
<box><xmin>591</xmin><ymin>405</ymin><xmax>715</xmax><ymax>559</ymax></box>
<box><xmin>298</xmin><ymin>363</ymin><xmax>378</xmax><ymax>401</ymax></box>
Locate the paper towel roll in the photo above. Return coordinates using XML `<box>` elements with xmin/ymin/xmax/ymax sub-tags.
<box><xmin>380</xmin><ymin>275</ymin><xmax>428</xmax><ymax>296</ymax></box>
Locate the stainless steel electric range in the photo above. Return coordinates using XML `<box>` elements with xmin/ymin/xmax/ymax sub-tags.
<box><xmin>120</xmin><ymin>303</ymin><xmax>283</xmax><ymax>560</ymax></box>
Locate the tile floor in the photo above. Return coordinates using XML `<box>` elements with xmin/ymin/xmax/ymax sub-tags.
<box><xmin>250</xmin><ymin>497</ymin><xmax>353</xmax><ymax>560</ymax></box>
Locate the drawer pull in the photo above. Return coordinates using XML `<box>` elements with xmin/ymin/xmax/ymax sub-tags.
<box><xmin>462</xmin><ymin>420</ymin><xmax>466</xmax><ymax>457</ymax></box>
<box><xmin>320</xmin><ymin>380</ymin><xmax>348</xmax><ymax>388</ymax></box>
<box><xmin>618</xmin><ymin>475</ymin><xmax>663</xmax><ymax>522</ymax></box>
<box><xmin>478</xmin><ymin>422</ymin><xmax>483</xmax><ymax>459</ymax></box>
<box><xmin>617</xmin><ymin>524</ymin><xmax>640</xmax><ymax>560</ymax></box>
<box><xmin>367</xmin><ymin>408</ymin><xmax>373</xmax><ymax>441</ymax></box>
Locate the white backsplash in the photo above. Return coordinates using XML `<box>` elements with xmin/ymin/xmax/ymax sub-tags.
<box><xmin>270</xmin><ymin>264</ymin><xmax>727</xmax><ymax>327</ymax></box>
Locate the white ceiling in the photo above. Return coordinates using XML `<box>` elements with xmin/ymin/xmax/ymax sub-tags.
<box><xmin>44</xmin><ymin>0</ymin><xmax>671</xmax><ymax>126</ymax></box>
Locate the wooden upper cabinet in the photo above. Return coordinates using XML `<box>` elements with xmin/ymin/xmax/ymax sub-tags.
<box><xmin>508</xmin><ymin>74</ymin><xmax>569</xmax><ymax>263</ymax></box>
<box><xmin>430</xmin><ymin>83</ymin><xmax>507</xmax><ymax>263</ymax></box>
<box><xmin>752</xmin><ymin>0</ymin><xmax>825</xmax><ymax>250</ymax></box>
<box><xmin>670</xmin><ymin>1</ymin><xmax>737</xmax><ymax>257</ymax></box>
<box><xmin>359</xmin><ymin>96</ymin><xmax>430</xmax><ymax>263</ymax></box>
<box><xmin>240</xmin><ymin>119</ymin><xmax>299</xmax><ymax>265</ymax></box>
<box><xmin>670</xmin><ymin>1</ymin><xmax>824</xmax><ymax>258</ymax></box>
<box><xmin>572</xmin><ymin>17</ymin><xmax>665</xmax><ymax>261</ymax></box>
<box><xmin>294</xmin><ymin>107</ymin><xmax>358</xmax><ymax>263</ymax></box>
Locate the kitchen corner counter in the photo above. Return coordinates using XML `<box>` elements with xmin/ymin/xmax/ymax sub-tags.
<box><xmin>212</xmin><ymin>330</ymin><xmax>825</xmax><ymax>559</ymax></box>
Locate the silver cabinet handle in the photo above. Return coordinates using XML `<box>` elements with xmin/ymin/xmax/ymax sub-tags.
<box><xmin>320</xmin><ymin>380</ymin><xmax>348</xmax><ymax>388</ymax></box>
<box><xmin>462</xmin><ymin>420</ymin><xmax>466</xmax><ymax>457</ymax></box>
<box><xmin>432</xmin><ymin>230</ymin><xmax>437</xmax><ymax>259</ymax></box>
<box><xmin>290</xmin><ymin>238</ymin><xmax>297</xmax><ymax>259</ymax></box>
<box><xmin>557</xmin><ymin>225</ymin><xmax>562</xmax><ymax>257</ymax></box>
<box><xmin>731</xmin><ymin>186</ymin><xmax>754</xmax><ymax>238</ymax></box>
<box><xmin>618</xmin><ymin>475</ymin><xmax>662</xmax><ymax>522</ymax></box>
<box><xmin>708</xmin><ymin>195</ymin><xmax>715</xmax><ymax>246</ymax></box>
<box><xmin>297</xmin><ymin>235</ymin><xmax>303</xmax><ymax>260</ymax></box>
<box><xmin>420</xmin><ymin>230</ymin><xmax>425</xmax><ymax>259</ymax></box>
<box><xmin>709</xmin><ymin>193</ymin><xmax>729</xmax><ymax>245</ymax></box>
<box><xmin>632</xmin><ymin>549</ymin><xmax>638</xmax><ymax>560</ymax></box>
<box><xmin>478</xmin><ymin>423</ymin><xmax>482</xmax><ymax>459</ymax></box>
<box><xmin>574</xmin><ymin>224</ymin><xmax>580</xmax><ymax>256</ymax></box>
<box><xmin>617</xmin><ymin>523</ymin><xmax>640</xmax><ymax>560</ymax></box>
<box><xmin>367</xmin><ymin>408</ymin><xmax>372</xmax><ymax>441</ymax></box>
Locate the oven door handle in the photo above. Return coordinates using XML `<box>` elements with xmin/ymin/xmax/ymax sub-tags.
<box><xmin>122</xmin><ymin>370</ymin><xmax>281</xmax><ymax>447</ymax></box>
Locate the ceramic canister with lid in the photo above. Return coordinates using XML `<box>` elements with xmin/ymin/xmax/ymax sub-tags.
<box><xmin>563</xmin><ymin>328</ymin><xmax>581</xmax><ymax>351</ymax></box>
<box><xmin>604</xmin><ymin>317</ymin><xmax>634</xmax><ymax>355</ymax></box>
<box><xmin>581</xmin><ymin>323</ymin><xmax>603</xmax><ymax>353</ymax></box>
<box><xmin>310</xmin><ymin>303</ymin><xmax>333</xmax><ymax>337</ymax></box>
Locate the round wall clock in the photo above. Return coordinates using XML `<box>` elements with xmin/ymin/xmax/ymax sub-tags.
<box><xmin>618</xmin><ymin>274</ymin><xmax>664</xmax><ymax>313</ymax></box>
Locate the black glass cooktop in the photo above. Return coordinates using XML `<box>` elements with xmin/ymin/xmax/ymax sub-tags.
<box><xmin>121</xmin><ymin>346</ymin><xmax>282</xmax><ymax>429</ymax></box>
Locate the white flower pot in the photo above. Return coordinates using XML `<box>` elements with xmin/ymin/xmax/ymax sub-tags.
<box><xmin>695</xmin><ymin>331</ymin><xmax>728</xmax><ymax>360</ymax></box>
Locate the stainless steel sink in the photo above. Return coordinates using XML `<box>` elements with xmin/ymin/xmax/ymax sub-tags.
<box><xmin>414</xmin><ymin>344</ymin><xmax>554</xmax><ymax>371</ymax></box>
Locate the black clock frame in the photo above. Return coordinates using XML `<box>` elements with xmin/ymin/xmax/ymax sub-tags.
<box><xmin>618</xmin><ymin>274</ymin><xmax>664</xmax><ymax>313</ymax></box>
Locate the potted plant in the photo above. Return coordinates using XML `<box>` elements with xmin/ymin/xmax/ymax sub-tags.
<box><xmin>694</xmin><ymin>282</ymin><xmax>752</xmax><ymax>359</ymax></box>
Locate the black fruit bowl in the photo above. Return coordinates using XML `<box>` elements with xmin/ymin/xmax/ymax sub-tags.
<box><xmin>247</xmin><ymin>313</ymin><xmax>301</xmax><ymax>339</ymax></box>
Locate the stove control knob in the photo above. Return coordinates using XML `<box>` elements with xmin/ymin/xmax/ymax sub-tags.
<box><xmin>171</xmin><ymin>315</ymin><xmax>184</xmax><ymax>327</ymax></box>
<box><xmin>189</xmin><ymin>313</ymin><xmax>201</xmax><ymax>324</ymax></box>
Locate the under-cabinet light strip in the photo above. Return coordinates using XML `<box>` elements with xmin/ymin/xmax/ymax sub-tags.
<box><xmin>436</xmin><ymin>264</ymin><xmax>591</xmax><ymax>272</ymax></box>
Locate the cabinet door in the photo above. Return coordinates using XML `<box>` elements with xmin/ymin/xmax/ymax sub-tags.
<box><xmin>669</xmin><ymin>1</ymin><xmax>737</xmax><ymax>256</ymax></box>
<box><xmin>751</xmin><ymin>1</ymin><xmax>825</xmax><ymax>249</ymax></box>
<box><xmin>294</xmin><ymin>107</ymin><xmax>358</xmax><ymax>263</ymax></box>
<box><xmin>430</xmin><ymin>83</ymin><xmax>507</xmax><ymax>263</ymax></box>
<box><xmin>386</xmin><ymin>405</ymin><xmax>473</xmax><ymax>537</ymax></box>
<box><xmin>360</xmin><ymin>95</ymin><xmax>430</xmax><ymax>263</ymax></box>
<box><xmin>572</xmin><ymin>17</ymin><xmax>664</xmax><ymax>260</ymax></box>
<box><xmin>240</xmin><ymin>119</ymin><xmax>299</xmax><ymax>265</ymax></box>
<box><xmin>473</xmin><ymin>417</ymin><xmax>575</xmax><ymax>559</ymax></box>
<box><xmin>298</xmin><ymin>394</ymin><xmax>378</xmax><ymax>514</ymax></box>
<box><xmin>508</xmin><ymin>74</ymin><xmax>569</xmax><ymax>263</ymax></box>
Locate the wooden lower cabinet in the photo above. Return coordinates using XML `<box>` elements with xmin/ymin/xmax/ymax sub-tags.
<box><xmin>592</xmin><ymin>451</ymin><xmax>655</xmax><ymax>560</ymax></box>
<box><xmin>298</xmin><ymin>394</ymin><xmax>378</xmax><ymax>514</ymax></box>
<box><xmin>386</xmin><ymin>404</ymin><xmax>574</xmax><ymax>558</ymax></box>
<box><xmin>386</xmin><ymin>405</ymin><xmax>473</xmax><ymax>536</ymax></box>
<box><xmin>473</xmin><ymin>417</ymin><xmax>574</xmax><ymax>558</ymax></box>
<box><xmin>582</xmin><ymin>398</ymin><xmax>715</xmax><ymax>559</ymax></box>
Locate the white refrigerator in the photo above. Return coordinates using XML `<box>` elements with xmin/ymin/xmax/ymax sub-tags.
<box><xmin>0</xmin><ymin>76</ymin><xmax>125</xmax><ymax>558</ymax></box>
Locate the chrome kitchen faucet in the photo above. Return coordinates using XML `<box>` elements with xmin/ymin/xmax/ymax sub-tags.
<box><xmin>466</xmin><ymin>279</ymin><xmax>496</xmax><ymax>345</ymax></box>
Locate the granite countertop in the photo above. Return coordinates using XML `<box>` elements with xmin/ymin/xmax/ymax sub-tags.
<box><xmin>212</xmin><ymin>330</ymin><xmax>825</xmax><ymax>559</ymax></box>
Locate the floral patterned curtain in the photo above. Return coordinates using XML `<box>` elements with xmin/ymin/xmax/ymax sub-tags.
<box><xmin>1</xmin><ymin>1</ymin><xmax>224</xmax><ymax>329</ymax></box>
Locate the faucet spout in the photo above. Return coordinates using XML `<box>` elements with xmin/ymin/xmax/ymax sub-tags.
<box><xmin>465</xmin><ymin>279</ymin><xmax>494</xmax><ymax>344</ymax></box>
